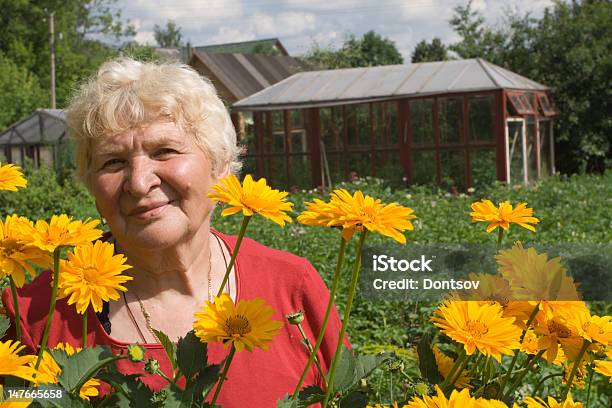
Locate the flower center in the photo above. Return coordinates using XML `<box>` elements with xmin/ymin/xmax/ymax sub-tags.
<box><xmin>548</xmin><ymin>320</ymin><xmax>571</xmax><ymax>338</ymax></box>
<box><xmin>1</xmin><ymin>239</ymin><xmax>22</xmax><ymax>257</ymax></box>
<box><xmin>224</xmin><ymin>314</ymin><xmax>251</xmax><ymax>337</ymax></box>
<box><xmin>465</xmin><ymin>320</ymin><xmax>489</xmax><ymax>338</ymax></box>
<box><xmin>82</xmin><ymin>267</ymin><xmax>99</xmax><ymax>283</ymax></box>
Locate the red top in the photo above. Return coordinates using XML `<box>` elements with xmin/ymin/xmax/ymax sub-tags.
<box><xmin>2</xmin><ymin>230</ymin><xmax>348</xmax><ymax>407</ymax></box>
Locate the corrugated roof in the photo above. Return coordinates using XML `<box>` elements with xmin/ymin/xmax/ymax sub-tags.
<box><xmin>190</xmin><ymin>51</ymin><xmax>304</xmax><ymax>100</ymax></box>
<box><xmin>0</xmin><ymin>109</ymin><xmax>66</xmax><ymax>146</ymax></box>
<box><xmin>232</xmin><ymin>58</ymin><xmax>549</xmax><ymax>111</ymax></box>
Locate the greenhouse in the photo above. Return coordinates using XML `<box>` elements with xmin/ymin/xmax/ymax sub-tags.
<box><xmin>232</xmin><ymin>58</ymin><xmax>557</xmax><ymax>190</ymax></box>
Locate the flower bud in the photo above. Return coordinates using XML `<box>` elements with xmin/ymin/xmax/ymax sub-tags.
<box><xmin>286</xmin><ymin>310</ymin><xmax>305</xmax><ymax>325</ymax></box>
<box><xmin>127</xmin><ymin>343</ymin><xmax>145</xmax><ymax>363</ymax></box>
<box><xmin>414</xmin><ymin>382</ymin><xmax>429</xmax><ymax>395</ymax></box>
<box><xmin>145</xmin><ymin>358</ymin><xmax>160</xmax><ymax>375</ymax></box>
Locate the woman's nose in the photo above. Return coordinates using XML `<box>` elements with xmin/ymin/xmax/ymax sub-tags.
<box><xmin>123</xmin><ymin>157</ymin><xmax>161</xmax><ymax>196</ymax></box>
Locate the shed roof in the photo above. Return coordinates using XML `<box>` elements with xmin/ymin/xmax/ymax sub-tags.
<box><xmin>190</xmin><ymin>51</ymin><xmax>304</xmax><ymax>101</ymax></box>
<box><xmin>0</xmin><ymin>109</ymin><xmax>66</xmax><ymax>146</ymax></box>
<box><xmin>232</xmin><ymin>58</ymin><xmax>549</xmax><ymax>111</ymax></box>
<box><xmin>194</xmin><ymin>38</ymin><xmax>288</xmax><ymax>56</ymax></box>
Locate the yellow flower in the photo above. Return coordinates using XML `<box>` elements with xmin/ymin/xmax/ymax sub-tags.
<box><xmin>208</xmin><ymin>174</ymin><xmax>293</xmax><ymax>226</ymax></box>
<box><xmin>533</xmin><ymin>312</ymin><xmax>582</xmax><ymax>364</ymax></box>
<box><xmin>0</xmin><ymin>163</ymin><xmax>27</xmax><ymax>191</ymax></box>
<box><xmin>30</xmin><ymin>343</ymin><xmax>100</xmax><ymax>400</ymax></box>
<box><xmin>520</xmin><ymin>330</ymin><xmax>542</xmax><ymax>355</ymax></box>
<box><xmin>523</xmin><ymin>394</ymin><xmax>583</xmax><ymax>408</ymax></box>
<box><xmin>57</xmin><ymin>241</ymin><xmax>132</xmax><ymax>314</ymax></box>
<box><xmin>31</xmin><ymin>215</ymin><xmax>102</xmax><ymax>252</ymax></box>
<box><xmin>193</xmin><ymin>294</ymin><xmax>282</xmax><ymax>352</ymax></box>
<box><xmin>496</xmin><ymin>243</ymin><xmax>581</xmax><ymax>302</ymax></box>
<box><xmin>431</xmin><ymin>301</ymin><xmax>521</xmax><ymax>362</ymax></box>
<box><xmin>594</xmin><ymin>354</ymin><xmax>612</xmax><ymax>383</ymax></box>
<box><xmin>432</xmin><ymin>346</ymin><xmax>472</xmax><ymax>389</ymax></box>
<box><xmin>470</xmin><ymin>199</ymin><xmax>539</xmax><ymax>233</ymax></box>
<box><xmin>299</xmin><ymin>189</ymin><xmax>416</xmax><ymax>243</ymax></box>
<box><xmin>0</xmin><ymin>385</ymin><xmax>32</xmax><ymax>408</ymax></box>
<box><xmin>0</xmin><ymin>215</ymin><xmax>51</xmax><ymax>287</ymax></box>
<box><xmin>563</xmin><ymin>311</ymin><xmax>612</xmax><ymax>346</ymax></box>
<box><xmin>0</xmin><ymin>340</ymin><xmax>36</xmax><ymax>381</ymax></box>
<box><xmin>406</xmin><ymin>385</ymin><xmax>478</xmax><ymax>407</ymax></box>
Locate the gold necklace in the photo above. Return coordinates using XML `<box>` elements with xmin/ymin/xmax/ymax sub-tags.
<box><xmin>134</xmin><ymin>242</ymin><xmax>214</xmax><ymax>342</ymax></box>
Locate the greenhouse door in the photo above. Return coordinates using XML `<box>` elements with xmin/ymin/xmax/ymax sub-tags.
<box><xmin>505</xmin><ymin>118</ymin><xmax>527</xmax><ymax>185</ymax></box>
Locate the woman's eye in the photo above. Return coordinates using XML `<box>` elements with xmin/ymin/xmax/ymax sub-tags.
<box><xmin>101</xmin><ymin>158</ymin><xmax>125</xmax><ymax>169</ymax></box>
<box><xmin>154</xmin><ymin>148</ymin><xmax>178</xmax><ymax>158</ymax></box>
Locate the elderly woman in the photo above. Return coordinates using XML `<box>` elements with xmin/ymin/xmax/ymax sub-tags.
<box><xmin>2</xmin><ymin>58</ymin><xmax>345</xmax><ymax>406</ymax></box>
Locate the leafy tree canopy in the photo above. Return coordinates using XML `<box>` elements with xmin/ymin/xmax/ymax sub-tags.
<box><xmin>153</xmin><ymin>19</ymin><xmax>183</xmax><ymax>48</ymax></box>
<box><xmin>411</xmin><ymin>38</ymin><xmax>449</xmax><ymax>63</ymax></box>
<box><xmin>303</xmin><ymin>30</ymin><xmax>403</xmax><ymax>69</ymax></box>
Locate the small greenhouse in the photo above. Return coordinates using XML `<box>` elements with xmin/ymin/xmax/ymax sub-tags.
<box><xmin>232</xmin><ymin>58</ymin><xmax>557</xmax><ymax>190</ymax></box>
<box><xmin>0</xmin><ymin>109</ymin><xmax>71</xmax><ymax>170</ymax></box>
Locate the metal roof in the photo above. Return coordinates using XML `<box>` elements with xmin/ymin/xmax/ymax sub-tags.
<box><xmin>190</xmin><ymin>51</ymin><xmax>304</xmax><ymax>101</ymax></box>
<box><xmin>194</xmin><ymin>38</ymin><xmax>288</xmax><ymax>56</ymax></box>
<box><xmin>232</xmin><ymin>58</ymin><xmax>550</xmax><ymax>111</ymax></box>
<box><xmin>0</xmin><ymin>109</ymin><xmax>66</xmax><ymax>146</ymax></box>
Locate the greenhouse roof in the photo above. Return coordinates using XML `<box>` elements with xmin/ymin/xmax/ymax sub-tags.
<box><xmin>0</xmin><ymin>109</ymin><xmax>66</xmax><ymax>146</ymax></box>
<box><xmin>232</xmin><ymin>58</ymin><xmax>549</xmax><ymax>111</ymax></box>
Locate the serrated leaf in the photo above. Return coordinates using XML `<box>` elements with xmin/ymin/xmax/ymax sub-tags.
<box><xmin>192</xmin><ymin>364</ymin><xmax>221</xmax><ymax>403</ymax></box>
<box><xmin>51</xmin><ymin>346</ymin><xmax>116</xmax><ymax>392</ymax></box>
<box><xmin>176</xmin><ymin>330</ymin><xmax>207</xmax><ymax>380</ymax></box>
<box><xmin>31</xmin><ymin>385</ymin><xmax>90</xmax><ymax>408</ymax></box>
<box><xmin>276</xmin><ymin>394</ymin><xmax>299</xmax><ymax>408</ymax></box>
<box><xmin>339</xmin><ymin>390</ymin><xmax>368</xmax><ymax>408</ymax></box>
<box><xmin>162</xmin><ymin>383</ymin><xmax>193</xmax><ymax>408</ymax></box>
<box><xmin>332</xmin><ymin>346</ymin><xmax>357</xmax><ymax>393</ymax></box>
<box><xmin>0</xmin><ymin>314</ymin><xmax>10</xmax><ymax>338</ymax></box>
<box><xmin>153</xmin><ymin>328</ymin><xmax>177</xmax><ymax>371</ymax></box>
<box><xmin>95</xmin><ymin>371</ymin><xmax>153</xmax><ymax>406</ymax></box>
<box><xmin>417</xmin><ymin>334</ymin><xmax>442</xmax><ymax>385</ymax></box>
<box><xmin>297</xmin><ymin>385</ymin><xmax>324</xmax><ymax>408</ymax></box>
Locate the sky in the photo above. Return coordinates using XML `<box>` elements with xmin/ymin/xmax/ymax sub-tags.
<box><xmin>114</xmin><ymin>0</ymin><xmax>554</xmax><ymax>61</ymax></box>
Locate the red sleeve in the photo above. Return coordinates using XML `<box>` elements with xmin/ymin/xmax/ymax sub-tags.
<box><xmin>299</xmin><ymin>260</ymin><xmax>351</xmax><ymax>377</ymax></box>
<box><xmin>1</xmin><ymin>286</ymin><xmax>37</xmax><ymax>353</ymax></box>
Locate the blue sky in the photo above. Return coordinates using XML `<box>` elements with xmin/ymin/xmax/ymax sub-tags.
<box><xmin>115</xmin><ymin>0</ymin><xmax>554</xmax><ymax>60</ymax></box>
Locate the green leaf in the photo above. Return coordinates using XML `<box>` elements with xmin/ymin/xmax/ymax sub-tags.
<box><xmin>339</xmin><ymin>390</ymin><xmax>368</xmax><ymax>408</ymax></box>
<box><xmin>30</xmin><ymin>385</ymin><xmax>90</xmax><ymax>408</ymax></box>
<box><xmin>276</xmin><ymin>395</ymin><xmax>299</xmax><ymax>408</ymax></box>
<box><xmin>176</xmin><ymin>330</ymin><xmax>207</xmax><ymax>380</ymax></box>
<box><xmin>192</xmin><ymin>364</ymin><xmax>221</xmax><ymax>403</ymax></box>
<box><xmin>95</xmin><ymin>371</ymin><xmax>153</xmax><ymax>406</ymax></box>
<box><xmin>153</xmin><ymin>328</ymin><xmax>178</xmax><ymax>371</ymax></box>
<box><xmin>297</xmin><ymin>385</ymin><xmax>324</xmax><ymax>408</ymax></box>
<box><xmin>161</xmin><ymin>383</ymin><xmax>193</xmax><ymax>408</ymax></box>
<box><xmin>333</xmin><ymin>346</ymin><xmax>357</xmax><ymax>393</ymax></box>
<box><xmin>417</xmin><ymin>334</ymin><xmax>442</xmax><ymax>385</ymax></box>
<box><xmin>0</xmin><ymin>314</ymin><xmax>10</xmax><ymax>338</ymax></box>
<box><xmin>51</xmin><ymin>346</ymin><xmax>117</xmax><ymax>393</ymax></box>
<box><xmin>353</xmin><ymin>352</ymin><xmax>392</xmax><ymax>388</ymax></box>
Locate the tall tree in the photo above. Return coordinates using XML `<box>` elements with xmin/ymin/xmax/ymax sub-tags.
<box><xmin>303</xmin><ymin>30</ymin><xmax>403</xmax><ymax>69</ymax></box>
<box><xmin>153</xmin><ymin>20</ymin><xmax>183</xmax><ymax>48</ymax></box>
<box><xmin>411</xmin><ymin>38</ymin><xmax>449</xmax><ymax>62</ymax></box>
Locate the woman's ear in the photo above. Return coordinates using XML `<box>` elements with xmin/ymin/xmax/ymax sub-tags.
<box><xmin>215</xmin><ymin>162</ymin><xmax>231</xmax><ymax>179</ymax></box>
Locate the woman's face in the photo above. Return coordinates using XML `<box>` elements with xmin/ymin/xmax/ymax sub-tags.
<box><xmin>90</xmin><ymin>121</ymin><xmax>222</xmax><ymax>251</ymax></box>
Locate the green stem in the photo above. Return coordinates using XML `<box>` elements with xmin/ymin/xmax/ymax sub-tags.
<box><xmin>296</xmin><ymin>323</ymin><xmax>327</xmax><ymax>388</ymax></box>
<box><xmin>497</xmin><ymin>302</ymin><xmax>540</xmax><ymax>398</ymax></box>
<box><xmin>8</xmin><ymin>276</ymin><xmax>21</xmax><ymax>342</ymax></box>
<box><xmin>482</xmin><ymin>356</ymin><xmax>492</xmax><ymax>386</ymax></box>
<box><xmin>497</xmin><ymin>228</ymin><xmax>504</xmax><ymax>249</ymax></box>
<box><xmin>322</xmin><ymin>231</ymin><xmax>368</xmax><ymax>408</ymax></box>
<box><xmin>35</xmin><ymin>247</ymin><xmax>62</xmax><ymax>370</ymax></box>
<box><xmin>71</xmin><ymin>356</ymin><xmax>125</xmax><ymax>395</ymax></box>
<box><xmin>210</xmin><ymin>344</ymin><xmax>236</xmax><ymax>405</ymax></box>
<box><xmin>440</xmin><ymin>348</ymin><xmax>466</xmax><ymax>391</ymax></box>
<box><xmin>216</xmin><ymin>216</ymin><xmax>251</xmax><ymax>297</ymax></box>
<box><xmin>156</xmin><ymin>368</ymin><xmax>175</xmax><ymax>385</ymax></box>
<box><xmin>503</xmin><ymin>350</ymin><xmax>544</xmax><ymax>400</ymax></box>
<box><xmin>533</xmin><ymin>373</ymin><xmax>563</xmax><ymax>396</ymax></box>
<box><xmin>292</xmin><ymin>236</ymin><xmax>346</xmax><ymax>398</ymax></box>
<box><xmin>448</xmin><ymin>353</ymin><xmax>472</xmax><ymax>389</ymax></box>
<box><xmin>82</xmin><ymin>312</ymin><xmax>88</xmax><ymax>348</ymax></box>
<box><xmin>585</xmin><ymin>362</ymin><xmax>594</xmax><ymax>408</ymax></box>
<box><xmin>561</xmin><ymin>340</ymin><xmax>590</xmax><ymax>400</ymax></box>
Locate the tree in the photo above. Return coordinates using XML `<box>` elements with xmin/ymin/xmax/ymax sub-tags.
<box><xmin>303</xmin><ymin>30</ymin><xmax>403</xmax><ymax>69</ymax></box>
<box><xmin>411</xmin><ymin>38</ymin><xmax>449</xmax><ymax>62</ymax></box>
<box><xmin>153</xmin><ymin>20</ymin><xmax>183</xmax><ymax>48</ymax></box>
<box><xmin>0</xmin><ymin>54</ymin><xmax>46</xmax><ymax>128</ymax></box>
